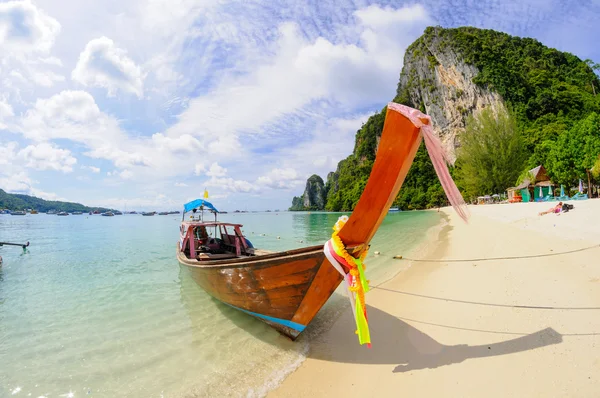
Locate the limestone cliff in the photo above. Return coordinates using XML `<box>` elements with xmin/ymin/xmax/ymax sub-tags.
<box><xmin>289</xmin><ymin>174</ymin><xmax>327</xmax><ymax>211</ymax></box>
<box><xmin>395</xmin><ymin>27</ymin><xmax>505</xmax><ymax>162</ymax></box>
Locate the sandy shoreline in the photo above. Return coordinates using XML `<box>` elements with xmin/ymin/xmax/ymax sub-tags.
<box><xmin>269</xmin><ymin>200</ymin><xmax>600</xmax><ymax>397</ymax></box>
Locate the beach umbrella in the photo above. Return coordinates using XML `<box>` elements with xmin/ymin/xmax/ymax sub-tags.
<box><xmin>539</xmin><ymin>186</ymin><xmax>543</xmax><ymax>198</ymax></box>
<box><xmin>579</xmin><ymin>179</ymin><xmax>583</xmax><ymax>193</ymax></box>
<box><xmin>560</xmin><ymin>185</ymin><xmax>565</xmax><ymax>197</ymax></box>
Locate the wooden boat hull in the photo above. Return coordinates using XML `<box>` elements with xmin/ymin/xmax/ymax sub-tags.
<box><xmin>176</xmin><ymin>244</ymin><xmax>342</xmax><ymax>339</ymax></box>
<box><xmin>175</xmin><ymin>103</ymin><xmax>465</xmax><ymax>341</ymax></box>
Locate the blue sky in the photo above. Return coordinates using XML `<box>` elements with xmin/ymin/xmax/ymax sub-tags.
<box><xmin>1</xmin><ymin>0</ymin><xmax>599</xmax><ymax>211</ymax></box>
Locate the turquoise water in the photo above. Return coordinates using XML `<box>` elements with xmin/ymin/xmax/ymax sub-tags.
<box><xmin>0</xmin><ymin>211</ymin><xmax>440</xmax><ymax>397</ymax></box>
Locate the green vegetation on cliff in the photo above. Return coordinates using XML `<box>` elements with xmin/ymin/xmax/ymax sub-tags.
<box><xmin>289</xmin><ymin>175</ymin><xmax>327</xmax><ymax>211</ymax></box>
<box><xmin>456</xmin><ymin>108</ymin><xmax>528</xmax><ymax>198</ymax></box>
<box><xmin>0</xmin><ymin>189</ymin><xmax>112</xmax><ymax>213</ymax></box>
<box><xmin>316</xmin><ymin>26</ymin><xmax>600</xmax><ymax>211</ymax></box>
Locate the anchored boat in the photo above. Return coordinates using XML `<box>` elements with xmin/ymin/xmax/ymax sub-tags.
<box><xmin>176</xmin><ymin>103</ymin><xmax>466</xmax><ymax>340</ymax></box>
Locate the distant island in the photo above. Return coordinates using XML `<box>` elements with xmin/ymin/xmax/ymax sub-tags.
<box><xmin>0</xmin><ymin>189</ymin><xmax>113</xmax><ymax>213</ymax></box>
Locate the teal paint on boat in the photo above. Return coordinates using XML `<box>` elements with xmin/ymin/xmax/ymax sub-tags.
<box><xmin>223</xmin><ymin>303</ymin><xmax>306</xmax><ymax>332</ymax></box>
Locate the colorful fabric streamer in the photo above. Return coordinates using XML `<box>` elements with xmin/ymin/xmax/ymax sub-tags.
<box><xmin>324</xmin><ymin>215</ymin><xmax>372</xmax><ymax>347</ymax></box>
<box><xmin>387</xmin><ymin>102</ymin><xmax>469</xmax><ymax>222</ymax></box>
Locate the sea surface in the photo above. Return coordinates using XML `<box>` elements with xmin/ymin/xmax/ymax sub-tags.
<box><xmin>0</xmin><ymin>210</ymin><xmax>441</xmax><ymax>397</ymax></box>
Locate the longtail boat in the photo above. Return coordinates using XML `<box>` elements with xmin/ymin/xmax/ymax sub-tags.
<box><xmin>176</xmin><ymin>103</ymin><xmax>467</xmax><ymax>340</ymax></box>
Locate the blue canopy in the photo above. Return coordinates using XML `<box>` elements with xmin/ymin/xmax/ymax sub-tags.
<box><xmin>183</xmin><ymin>199</ymin><xmax>219</xmax><ymax>213</ymax></box>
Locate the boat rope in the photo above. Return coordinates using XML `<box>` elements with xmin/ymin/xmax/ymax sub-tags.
<box><xmin>324</xmin><ymin>215</ymin><xmax>372</xmax><ymax>347</ymax></box>
<box><xmin>392</xmin><ymin>243</ymin><xmax>600</xmax><ymax>263</ymax></box>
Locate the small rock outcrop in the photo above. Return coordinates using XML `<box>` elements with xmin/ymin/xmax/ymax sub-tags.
<box><xmin>289</xmin><ymin>175</ymin><xmax>327</xmax><ymax>211</ymax></box>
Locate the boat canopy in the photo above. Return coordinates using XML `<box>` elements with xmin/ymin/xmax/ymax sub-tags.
<box><xmin>183</xmin><ymin>199</ymin><xmax>219</xmax><ymax>213</ymax></box>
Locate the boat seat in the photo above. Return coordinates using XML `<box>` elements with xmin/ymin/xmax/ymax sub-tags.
<box><xmin>196</xmin><ymin>252</ymin><xmax>238</xmax><ymax>261</ymax></box>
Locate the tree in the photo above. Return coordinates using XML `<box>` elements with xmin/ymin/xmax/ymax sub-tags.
<box><xmin>456</xmin><ymin>107</ymin><xmax>527</xmax><ymax>198</ymax></box>
<box><xmin>546</xmin><ymin>112</ymin><xmax>600</xmax><ymax>187</ymax></box>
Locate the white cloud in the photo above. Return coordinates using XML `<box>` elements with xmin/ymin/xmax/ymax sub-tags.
<box><xmin>151</xmin><ymin>133</ymin><xmax>204</xmax><ymax>154</ymax></box>
<box><xmin>0</xmin><ymin>0</ymin><xmax>61</xmax><ymax>55</ymax></box>
<box><xmin>83</xmin><ymin>165</ymin><xmax>100</xmax><ymax>173</ymax></box>
<box><xmin>0</xmin><ymin>99</ymin><xmax>14</xmax><ymax>129</ymax></box>
<box><xmin>17</xmin><ymin>142</ymin><xmax>77</xmax><ymax>172</ymax></box>
<box><xmin>257</xmin><ymin>168</ymin><xmax>303</xmax><ymax>189</ymax></box>
<box><xmin>174</xmin><ymin>182</ymin><xmax>188</xmax><ymax>187</ymax></box>
<box><xmin>164</xmin><ymin>4</ymin><xmax>431</xmax><ymax>143</ymax></box>
<box><xmin>206</xmin><ymin>162</ymin><xmax>227</xmax><ymax>178</ymax></box>
<box><xmin>0</xmin><ymin>141</ymin><xmax>18</xmax><ymax>166</ymax></box>
<box><xmin>119</xmin><ymin>170</ymin><xmax>133</xmax><ymax>180</ymax></box>
<box><xmin>0</xmin><ymin>170</ymin><xmax>61</xmax><ymax>200</ymax></box>
<box><xmin>28</xmin><ymin>68</ymin><xmax>65</xmax><ymax>87</ymax></box>
<box><xmin>194</xmin><ymin>163</ymin><xmax>205</xmax><ymax>176</ymax></box>
<box><xmin>72</xmin><ymin>36</ymin><xmax>144</xmax><ymax>98</ymax></box>
<box><xmin>20</xmin><ymin>90</ymin><xmax>121</xmax><ymax>143</ymax></box>
<box><xmin>206</xmin><ymin>177</ymin><xmax>256</xmax><ymax>193</ymax></box>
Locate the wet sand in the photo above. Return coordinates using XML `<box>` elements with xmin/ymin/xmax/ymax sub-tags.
<box><xmin>270</xmin><ymin>199</ymin><xmax>600</xmax><ymax>397</ymax></box>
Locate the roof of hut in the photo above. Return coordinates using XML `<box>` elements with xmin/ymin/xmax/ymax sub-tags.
<box><xmin>514</xmin><ymin>165</ymin><xmax>551</xmax><ymax>190</ymax></box>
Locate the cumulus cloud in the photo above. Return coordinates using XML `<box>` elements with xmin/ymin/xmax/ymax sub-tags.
<box><xmin>174</xmin><ymin>182</ymin><xmax>188</xmax><ymax>187</ymax></box>
<box><xmin>0</xmin><ymin>170</ymin><xmax>61</xmax><ymax>200</ymax></box>
<box><xmin>0</xmin><ymin>0</ymin><xmax>61</xmax><ymax>55</ymax></box>
<box><xmin>194</xmin><ymin>163</ymin><xmax>205</xmax><ymax>176</ymax></box>
<box><xmin>151</xmin><ymin>133</ymin><xmax>204</xmax><ymax>154</ymax></box>
<box><xmin>0</xmin><ymin>99</ymin><xmax>14</xmax><ymax>129</ymax></box>
<box><xmin>20</xmin><ymin>90</ymin><xmax>120</xmax><ymax>143</ymax></box>
<box><xmin>206</xmin><ymin>162</ymin><xmax>227</xmax><ymax>178</ymax></box>
<box><xmin>257</xmin><ymin>168</ymin><xmax>303</xmax><ymax>189</ymax></box>
<box><xmin>165</xmin><ymin>4</ymin><xmax>431</xmax><ymax>142</ymax></box>
<box><xmin>72</xmin><ymin>36</ymin><xmax>144</xmax><ymax>97</ymax></box>
<box><xmin>18</xmin><ymin>142</ymin><xmax>77</xmax><ymax>172</ymax></box>
<box><xmin>206</xmin><ymin>177</ymin><xmax>256</xmax><ymax>193</ymax></box>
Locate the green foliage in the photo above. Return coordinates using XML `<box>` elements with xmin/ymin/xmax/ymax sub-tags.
<box><xmin>432</xmin><ymin>27</ymin><xmax>600</xmax><ymax>122</ymax></box>
<box><xmin>456</xmin><ymin>108</ymin><xmax>527</xmax><ymax>197</ymax></box>
<box><xmin>592</xmin><ymin>156</ymin><xmax>600</xmax><ymax>179</ymax></box>
<box><xmin>546</xmin><ymin>112</ymin><xmax>600</xmax><ymax>185</ymax></box>
<box><xmin>393</xmin><ymin>144</ymin><xmax>449</xmax><ymax>210</ymax></box>
<box><xmin>0</xmin><ymin>189</ymin><xmax>112</xmax><ymax>212</ymax></box>
<box><xmin>289</xmin><ymin>195</ymin><xmax>305</xmax><ymax>211</ymax></box>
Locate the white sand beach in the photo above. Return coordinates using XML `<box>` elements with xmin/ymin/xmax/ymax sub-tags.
<box><xmin>270</xmin><ymin>199</ymin><xmax>600</xmax><ymax>397</ymax></box>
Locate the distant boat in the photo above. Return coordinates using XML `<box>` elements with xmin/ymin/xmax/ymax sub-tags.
<box><xmin>388</xmin><ymin>207</ymin><xmax>400</xmax><ymax>212</ymax></box>
<box><xmin>113</xmin><ymin>211</ymin><xmax>123</xmax><ymax>215</ymax></box>
<box><xmin>158</xmin><ymin>212</ymin><xmax>169</xmax><ymax>215</ymax></box>
<box><xmin>101</xmin><ymin>212</ymin><xmax>114</xmax><ymax>217</ymax></box>
<box><xmin>10</xmin><ymin>211</ymin><xmax>26</xmax><ymax>216</ymax></box>
<box><xmin>142</xmin><ymin>212</ymin><xmax>156</xmax><ymax>216</ymax></box>
<box><xmin>57</xmin><ymin>212</ymin><xmax>69</xmax><ymax>216</ymax></box>
<box><xmin>72</xmin><ymin>211</ymin><xmax>83</xmax><ymax>215</ymax></box>
<box><xmin>47</xmin><ymin>210</ymin><xmax>57</xmax><ymax>215</ymax></box>
<box><xmin>128</xmin><ymin>211</ymin><xmax>137</xmax><ymax>214</ymax></box>
<box><xmin>30</xmin><ymin>210</ymin><xmax>39</xmax><ymax>214</ymax></box>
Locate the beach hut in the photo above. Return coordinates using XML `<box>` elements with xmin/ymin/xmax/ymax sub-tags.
<box><xmin>513</xmin><ymin>165</ymin><xmax>553</xmax><ymax>202</ymax></box>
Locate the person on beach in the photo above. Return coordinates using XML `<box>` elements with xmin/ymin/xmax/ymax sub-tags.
<box><xmin>539</xmin><ymin>201</ymin><xmax>563</xmax><ymax>216</ymax></box>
